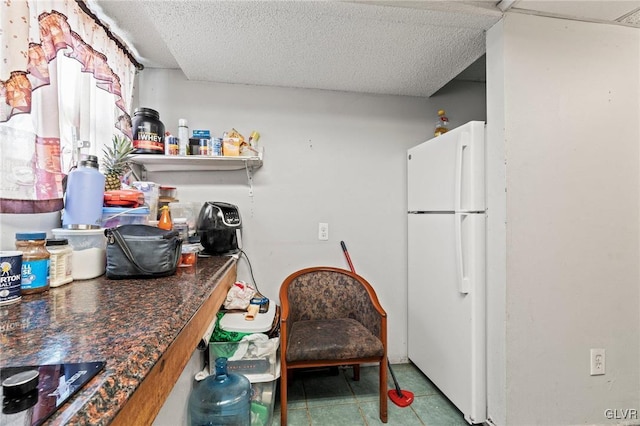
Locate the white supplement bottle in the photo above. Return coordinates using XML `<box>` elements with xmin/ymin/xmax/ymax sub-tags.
<box><xmin>178</xmin><ymin>119</ymin><xmax>189</xmax><ymax>156</ymax></box>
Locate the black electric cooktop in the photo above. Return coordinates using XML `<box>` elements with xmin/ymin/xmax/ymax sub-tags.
<box><xmin>0</xmin><ymin>361</ymin><xmax>105</xmax><ymax>426</ymax></box>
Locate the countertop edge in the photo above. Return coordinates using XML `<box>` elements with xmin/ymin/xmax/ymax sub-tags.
<box><xmin>108</xmin><ymin>257</ymin><xmax>237</xmax><ymax>425</ymax></box>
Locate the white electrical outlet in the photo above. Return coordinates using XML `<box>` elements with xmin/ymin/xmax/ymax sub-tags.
<box><xmin>590</xmin><ymin>348</ymin><xmax>605</xmax><ymax>375</ymax></box>
<box><xmin>318</xmin><ymin>223</ymin><xmax>329</xmax><ymax>240</ymax></box>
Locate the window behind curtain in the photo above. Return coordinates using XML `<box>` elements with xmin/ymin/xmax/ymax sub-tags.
<box><xmin>0</xmin><ymin>0</ymin><xmax>136</xmax><ymax>215</ymax></box>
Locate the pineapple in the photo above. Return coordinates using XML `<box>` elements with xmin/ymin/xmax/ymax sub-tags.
<box><xmin>102</xmin><ymin>135</ymin><xmax>134</xmax><ymax>191</ymax></box>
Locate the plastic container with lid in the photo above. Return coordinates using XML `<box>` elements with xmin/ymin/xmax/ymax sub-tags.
<box><xmin>0</xmin><ymin>251</ymin><xmax>22</xmax><ymax>305</ymax></box>
<box><xmin>101</xmin><ymin>206</ymin><xmax>150</xmax><ymax>229</ymax></box>
<box><xmin>173</xmin><ymin>217</ymin><xmax>189</xmax><ymax>240</ymax></box>
<box><xmin>51</xmin><ymin>228</ymin><xmax>106</xmax><ymax>280</ymax></box>
<box><xmin>15</xmin><ymin>232</ymin><xmax>50</xmax><ymax>294</ymax></box>
<box><xmin>188</xmin><ymin>357</ymin><xmax>251</xmax><ymax>426</ymax></box>
<box><xmin>132</xmin><ymin>107</ymin><xmax>165</xmax><ymax>154</ymax></box>
<box><xmin>131</xmin><ymin>181</ymin><xmax>159</xmax><ymax>219</ymax></box>
<box><xmin>46</xmin><ymin>239</ymin><xmax>73</xmax><ymax>287</ymax></box>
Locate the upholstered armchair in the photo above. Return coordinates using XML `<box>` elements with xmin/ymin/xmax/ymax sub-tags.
<box><xmin>279</xmin><ymin>266</ymin><xmax>388</xmax><ymax>425</ymax></box>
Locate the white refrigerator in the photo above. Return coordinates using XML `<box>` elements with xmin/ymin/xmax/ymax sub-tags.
<box><xmin>407</xmin><ymin>121</ymin><xmax>486</xmax><ymax>424</ymax></box>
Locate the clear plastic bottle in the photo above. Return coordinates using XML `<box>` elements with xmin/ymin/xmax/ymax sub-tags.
<box><xmin>188</xmin><ymin>357</ymin><xmax>251</xmax><ymax>426</ymax></box>
<box><xmin>434</xmin><ymin>109</ymin><xmax>449</xmax><ymax>137</ymax></box>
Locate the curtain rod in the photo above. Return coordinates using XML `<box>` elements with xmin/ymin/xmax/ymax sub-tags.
<box><xmin>75</xmin><ymin>0</ymin><xmax>144</xmax><ymax>71</ymax></box>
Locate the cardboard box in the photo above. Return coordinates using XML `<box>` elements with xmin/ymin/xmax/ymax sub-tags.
<box><xmin>223</xmin><ymin>137</ymin><xmax>241</xmax><ymax>156</ymax></box>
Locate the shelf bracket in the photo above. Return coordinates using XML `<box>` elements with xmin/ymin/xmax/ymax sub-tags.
<box><xmin>245</xmin><ymin>162</ymin><xmax>254</xmax><ymax>197</ymax></box>
<box><xmin>135</xmin><ymin>164</ymin><xmax>148</xmax><ymax>181</ymax></box>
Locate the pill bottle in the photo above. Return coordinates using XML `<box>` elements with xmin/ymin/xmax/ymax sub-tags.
<box><xmin>46</xmin><ymin>239</ymin><xmax>73</xmax><ymax>288</ymax></box>
<box><xmin>132</xmin><ymin>107</ymin><xmax>165</xmax><ymax>154</ymax></box>
<box><xmin>199</xmin><ymin>139</ymin><xmax>211</xmax><ymax>156</ymax></box>
<box><xmin>165</xmin><ymin>135</ymin><xmax>179</xmax><ymax>156</ymax></box>
<box><xmin>15</xmin><ymin>232</ymin><xmax>50</xmax><ymax>294</ymax></box>
<box><xmin>212</xmin><ymin>138</ymin><xmax>223</xmax><ymax>156</ymax></box>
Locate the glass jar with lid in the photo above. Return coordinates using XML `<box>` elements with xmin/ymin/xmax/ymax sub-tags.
<box><xmin>15</xmin><ymin>232</ymin><xmax>50</xmax><ymax>294</ymax></box>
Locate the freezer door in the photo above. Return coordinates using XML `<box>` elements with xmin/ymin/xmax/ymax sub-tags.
<box><xmin>407</xmin><ymin>212</ymin><xmax>486</xmax><ymax>424</ymax></box>
<box><xmin>407</xmin><ymin>121</ymin><xmax>485</xmax><ymax>213</ymax></box>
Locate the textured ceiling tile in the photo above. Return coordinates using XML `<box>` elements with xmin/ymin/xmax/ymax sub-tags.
<box><xmin>141</xmin><ymin>1</ymin><xmax>498</xmax><ymax>97</ymax></box>
<box><xmin>95</xmin><ymin>0</ymin><xmax>640</xmax><ymax>98</ymax></box>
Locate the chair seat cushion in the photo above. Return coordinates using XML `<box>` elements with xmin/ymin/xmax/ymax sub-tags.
<box><xmin>286</xmin><ymin>318</ymin><xmax>384</xmax><ymax>362</ymax></box>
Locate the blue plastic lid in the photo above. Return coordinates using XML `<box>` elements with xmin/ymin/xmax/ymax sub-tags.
<box><xmin>16</xmin><ymin>232</ymin><xmax>46</xmax><ymax>240</ymax></box>
<box><xmin>102</xmin><ymin>207</ymin><xmax>150</xmax><ymax>215</ymax></box>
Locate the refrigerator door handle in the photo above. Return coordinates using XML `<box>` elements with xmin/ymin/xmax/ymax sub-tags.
<box><xmin>454</xmin><ymin>131</ymin><xmax>469</xmax><ymax>212</ymax></box>
<box><xmin>455</xmin><ymin>212</ymin><xmax>470</xmax><ymax>294</ymax></box>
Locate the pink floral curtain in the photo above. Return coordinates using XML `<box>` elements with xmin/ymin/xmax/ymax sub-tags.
<box><xmin>0</xmin><ymin>0</ymin><xmax>136</xmax><ymax>214</ymax></box>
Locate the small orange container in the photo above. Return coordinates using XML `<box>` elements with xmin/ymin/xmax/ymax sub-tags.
<box><xmin>180</xmin><ymin>244</ymin><xmax>199</xmax><ymax>267</ymax></box>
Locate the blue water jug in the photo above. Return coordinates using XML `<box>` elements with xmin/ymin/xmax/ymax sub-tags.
<box><xmin>188</xmin><ymin>357</ymin><xmax>251</xmax><ymax>426</ymax></box>
<box><xmin>63</xmin><ymin>155</ymin><xmax>105</xmax><ymax>229</ymax></box>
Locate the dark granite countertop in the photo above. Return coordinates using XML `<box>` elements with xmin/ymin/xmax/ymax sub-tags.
<box><xmin>0</xmin><ymin>255</ymin><xmax>236</xmax><ymax>425</ymax></box>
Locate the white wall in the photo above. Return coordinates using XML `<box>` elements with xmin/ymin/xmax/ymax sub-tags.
<box><xmin>485</xmin><ymin>18</ymin><xmax>507</xmax><ymax>426</ymax></box>
<box><xmin>137</xmin><ymin>69</ymin><xmax>486</xmax><ymax>362</ymax></box>
<box><xmin>487</xmin><ymin>13</ymin><xmax>640</xmax><ymax>426</ymax></box>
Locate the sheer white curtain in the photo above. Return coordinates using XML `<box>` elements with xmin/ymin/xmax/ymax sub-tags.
<box><xmin>0</xmin><ymin>0</ymin><xmax>136</xmax><ymax>214</ymax></box>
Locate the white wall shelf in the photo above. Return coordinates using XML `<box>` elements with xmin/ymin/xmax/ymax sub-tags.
<box><xmin>128</xmin><ymin>151</ymin><xmax>263</xmax><ymax>196</ymax></box>
<box><xmin>129</xmin><ymin>153</ymin><xmax>262</xmax><ymax>173</ymax></box>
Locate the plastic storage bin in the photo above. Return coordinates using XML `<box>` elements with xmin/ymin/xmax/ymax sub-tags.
<box><xmin>250</xmin><ymin>375</ymin><xmax>279</xmax><ymax>426</ymax></box>
<box><xmin>51</xmin><ymin>228</ymin><xmax>106</xmax><ymax>280</ymax></box>
<box><xmin>101</xmin><ymin>206</ymin><xmax>149</xmax><ymax>229</ymax></box>
<box><xmin>209</xmin><ymin>335</ymin><xmax>279</xmax><ymax>382</ymax></box>
<box><xmin>219</xmin><ymin>303</ymin><xmax>276</xmax><ymax>333</ymax></box>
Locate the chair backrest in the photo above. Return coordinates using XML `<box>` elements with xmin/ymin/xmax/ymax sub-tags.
<box><xmin>280</xmin><ymin>267</ymin><xmax>386</xmax><ymax>337</ymax></box>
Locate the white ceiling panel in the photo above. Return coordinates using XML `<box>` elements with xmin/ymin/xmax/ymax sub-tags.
<box><xmin>90</xmin><ymin>0</ymin><xmax>640</xmax><ymax>98</ymax></box>
<box><xmin>512</xmin><ymin>0</ymin><xmax>640</xmax><ymax>22</ymax></box>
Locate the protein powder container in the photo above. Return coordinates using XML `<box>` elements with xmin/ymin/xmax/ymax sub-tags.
<box><xmin>132</xmin><ymin>107</ymin><xmax>165</xmax><ymax>154</ymax></box>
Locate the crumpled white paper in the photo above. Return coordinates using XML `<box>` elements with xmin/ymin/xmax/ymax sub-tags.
<box><xmin>223</xmin><ymin>280</ymin><xmax>256</xmax><ymax>310</ymax></box>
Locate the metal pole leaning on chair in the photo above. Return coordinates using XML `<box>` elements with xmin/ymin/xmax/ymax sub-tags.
<box><xmin>340</xmin><ymin>241</ymin><xmax>415</xmax><ymax>408</ymax></box>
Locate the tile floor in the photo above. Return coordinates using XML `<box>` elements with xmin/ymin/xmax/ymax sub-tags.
<box><xmin>272</xmin><ymin>363</ymin><xmax>468</xmax><ymax>425</ymax></box>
